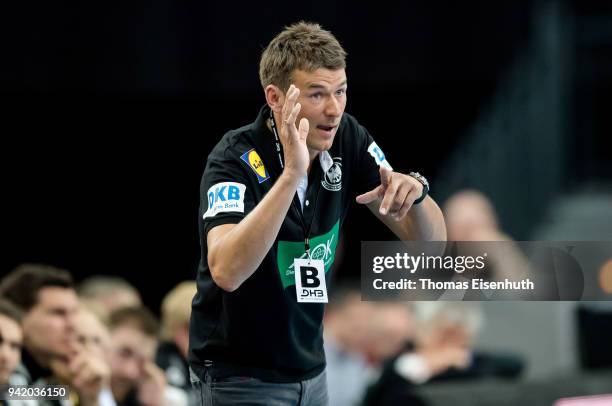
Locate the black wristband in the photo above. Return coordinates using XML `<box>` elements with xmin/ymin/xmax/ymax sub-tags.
<box><xmin>408</xmin><ymin>172</ymin><xmax>429</xmax><ymax>205</ymax></box>
<box><xmin>413</xmin><ymin>184</ymin><xmax>429</xmax><ymax>204</ymax></box>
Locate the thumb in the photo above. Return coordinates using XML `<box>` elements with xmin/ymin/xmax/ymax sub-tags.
<box><xmin>298</xmin><ymin>117</ymin><xmax>309</xmax><ymax>141</ymax></box>
<box><xmin>356</xmin><ymin>186</ymin><xmax>382</xmax><ymax>204</ymax></box>
<box><xmin>379</xmin><ymin>165</ymin><xmax>392</xmax><ymax>187</ymax></box>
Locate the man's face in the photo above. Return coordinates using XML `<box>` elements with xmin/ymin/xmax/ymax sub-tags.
<box><xmin>22</xmin><ymin>287</ymin><xmax>79</xmax><ymax>360</ymax></box>
<box><xmin>108</xmin><ymin>325</ymin><xmax>157</xmax><ymax>395</ymax></box>
<box><xmin>288</xmin><ymin>68</ymin><xmax>347</xmax><ymax>153</ymax></box>
<box><xmin>75</xmin><ymin>309</ymin><xmax>110</xmax><ymax>360</ymax></box>
<box><xmin>0</xmin><ymin>314</ymin><xmax>23</xmax><ymax>384</ymax></box>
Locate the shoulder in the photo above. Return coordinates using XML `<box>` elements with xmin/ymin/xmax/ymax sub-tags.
<box><xmin>335</xmin><ymin>112</ymin><xmax>374</xmax><ymax>159</ymax></box>
<box><xmin>9</xmin><ymin>363</ymin><xmax>32</xmax><ymax>385</ymax></box>
<box><xmin>339</xmin><ymin>111</ymin><xmax>365</xmax><ymax>135</ymax></box>
<box><xmin>207</xmin><ymin>124</ymin><xmax>256</xmax><ymax>164</ymax></box>
<box><xmin>338</xmin><ymin>112</ymin><xmax>373</xmax><ymax>145</ymax></box>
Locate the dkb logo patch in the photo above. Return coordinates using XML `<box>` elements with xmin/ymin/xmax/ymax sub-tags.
<box><xmin>203</xmin><ymin>182</ymin><xmax>246</xmax><ymax>219</ymax></box>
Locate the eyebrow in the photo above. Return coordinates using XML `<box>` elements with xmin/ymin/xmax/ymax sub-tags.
<box><xmin>306</xmin><ymin>80</ymin><xmax>348</xmax><ymax>90</ymax></box>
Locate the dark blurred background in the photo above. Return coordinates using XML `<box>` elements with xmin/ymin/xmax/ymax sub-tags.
<box><xmin>2</xmin><ymin>0</ymin><xmax>611</xmax><ymax>316</ymax></box>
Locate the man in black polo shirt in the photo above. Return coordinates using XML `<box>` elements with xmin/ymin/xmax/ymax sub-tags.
<box><xmin>189</xmin><ymin>21</ymin><xmax>447</xmax><ymax>406</ymax></box>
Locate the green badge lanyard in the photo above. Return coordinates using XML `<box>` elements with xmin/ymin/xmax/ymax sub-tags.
<box><xmin>269</xmin><ymin>109</ymin><xmax>322</xmax><ymax>260</ymax></box>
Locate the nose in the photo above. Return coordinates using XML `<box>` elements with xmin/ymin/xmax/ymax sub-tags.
<box><xmin>324</xmin><ymin>95</ymin><xmax>342</xmax><ymax>118</ymax></box>
<box><xmin>66</xmin><ymin>310</ymin><xmax>78</xmax><ymax>332</ymax></box>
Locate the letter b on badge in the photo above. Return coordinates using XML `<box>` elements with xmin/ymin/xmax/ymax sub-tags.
<box><xmin>300</xmin><ymin>266</ymin><xmax>320</xmax><ymax>288</ymax></box>
<box><xmin>294</xmin><ymin>258</ymin><xmax>328</xmax><ymax>303</ymax></box>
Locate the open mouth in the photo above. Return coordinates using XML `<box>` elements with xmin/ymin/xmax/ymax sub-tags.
<box><xmin>316</xmin><ymin>124</ymin><xmax>337</xmax><ymax>137</ymax></box>
<box><xmin>317</xmin><ymin>124</ymin><xmax>336</xmax><ymax>131</ymax></box>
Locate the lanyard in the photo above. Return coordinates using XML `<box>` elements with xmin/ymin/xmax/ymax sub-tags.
<box><xmin>269</xmin><ymin>108</ymin><xmax>284</xmax><ymax>169</ymax></box>
<box><xmin>269</xmin><ymin>109</ymin><xmax>322</xmax><ymax>260</ymax></box>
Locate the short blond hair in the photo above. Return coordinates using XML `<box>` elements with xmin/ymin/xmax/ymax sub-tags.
<box><xmin>259</xmin><ymin>21</ymin><xmax>347</xmax><ymax>92</ymax></box>
<box><xmin>160</xmin><ymin>281</ymin><xmax>197</xmax><ymax>340</ymax></box>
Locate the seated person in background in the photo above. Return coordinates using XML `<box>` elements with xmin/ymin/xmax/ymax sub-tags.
<box><xmin>108</xmin><ymin>306</ymin><xmax>187</xmax><ymax>406</ymax></box>
<box><xmin>73</xmin><ymin>304</ymin><xmax>111</xmax><ymax>359</ymax></box>
<box><xmin>0</xmin><ymin>299</ymin><xmax>23</xmax><ymax>386</ymax></box>
<box><xmin>47</xmin><ymin>304</ymin><xmax>114</xmax><ymax>406</ymax></box>
<box><xmin>364</xmin><ymin>302</ymin><xmax>524</xmax><ymax>406</ymax></box>
<box><xmin>0</xmin><ymin>299</ymin><xmax>37</xmax><ymax>406</ymax></box>
<box><xmin>362</xmin><ymin>303</ymin><xmax>414</xmax><ymax>367</ymax></box>
<box><xmin>0</xmin><ymin>264</ymin><xmax>110</xmax><ymax>406</ymax></box>
<box><xmin>444</xmin><ymin>189</ymin><xmax>504</xmax><ymax>242</ymax></box>
<box><xmin>155</xmin><ymin>281</ymin><xmax>197</xmax><ymax>396</ymax></box>
<box><xmin>444</xmin><ymin>190</ymin><xmax>532</xmax><ymax>298</ymax></box>
<box><xmin>78</xmin><ymin>276</ymin><xmax>142</xmax><ymax>318</ymax></box>
<box><xmin>324</xmin><ymin>282</ymin><xmax>413</xmax><ymax>406</ymax></box>
<box><xmin>324</xmin><ymin>285</ymin><xmax>377</xmax><ymax>406</ymax></box>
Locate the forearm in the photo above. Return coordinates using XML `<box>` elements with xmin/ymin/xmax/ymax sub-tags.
<box><xmin>368</xmin><ymin>195</ymin><xmax>446</xmax><ymax>242</ymax></box>
<box><xmin>208</xmin><ymin>170</ymin><xmax>301</xmax><ymax>291</ymax></box>
<box><xmin>401</xmin><ymin>196</ymin><xmax>447</xmax><ymax>241</ymax></box>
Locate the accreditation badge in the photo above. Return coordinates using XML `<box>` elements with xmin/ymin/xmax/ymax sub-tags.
<box><xmin>293</xmin><ymin>258</ymin><xmax>328</xmax><ymax>303</ymax></box>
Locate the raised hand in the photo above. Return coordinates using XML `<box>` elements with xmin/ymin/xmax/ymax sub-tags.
<box><xmin>137</xmin><ymin>361</ymin><xmax>167</xmax><ymax>406</ymax></box>
<box><xmin>356</xmin><ymin>166</ymin><xmax>424</xmax><ymax>221</ymax></box>
<box><xmin>279</xmin><ymin>84</ymin><xmax>310</xmax><ymax>176</ymax></box>
<box><xmin>50</xmin><ymin>341</ymin><xmax>111</xmax><ymax>406</ymax></box>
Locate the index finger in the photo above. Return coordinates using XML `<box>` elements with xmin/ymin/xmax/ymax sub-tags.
<box><xmin>379</xmin><ymin>181</ymin><xmax>398</xmax><ymax>215</ymax></box>
<box><xmin>282</xmin><ymin>85</ymin><xmax>299</xmax><ymax>125</ymax></box>
<box><xmin>379</xmin><ymin>166</ymin><xmax>393</xmax><ymax>188</ymax></box>
<box><xmin>142</xmin><ymin>362</ymin><xmax>165</xmax><ymax>384</ymax></box>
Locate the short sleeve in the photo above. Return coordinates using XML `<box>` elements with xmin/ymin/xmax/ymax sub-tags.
<box><xmin>199</xmin><ymin>147</ymin><xmax>256</xmax><ymax>236</ymax></box>
<box><xmin>353</xmin><ymin>124</ymin><xmax>393</xmax><ymax>196</ymax></box>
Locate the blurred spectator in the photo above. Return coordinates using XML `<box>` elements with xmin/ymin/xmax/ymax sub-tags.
<box><xmin>75</xmin><ymin>304</ymin><xmax>111</xmax><ymax>359</ymax></box>
<box><xmin>324</xmin><ymin>284</ymin><xmax>377</xmax><ymax>406</ymax></box>
<box><xmin>0</xmin><ymin>299</ymin><xmax>36</xmax><ymax>406</ymax></box>
<box><xmin>108</xmin><ymin>306</ymin><xmax>187</xmax><ymax>406</ymax></box>
<box><xmin>47</xmin><ymin>304</ymin><xmax>114</xmax><ymax>405</ymax></box>
<box><xmin>444</xmin><ymin>190</ymin><xmax>503</xmax><ymax>242</ymax></box>
<box><xmin>0</xmin><ymin>299</ymin><xmax>23</xmax><ymax>385</ymax></box>
<box><xmin>362</xmin><ymin>303</ymin><xmax>414</xmax><ymax>366</ymax></box>
<box><xmin>0</xmin><ymin>264</ymin><xmax>78</xmax><ymax>384</ymax></box>
<box><xmin>404</xmin><ymin>302</ymin><xmax>484</xmax><ymax>383</ymax></box>
<box><xmin>0</xmin><ymin>264</ymin><xmax>112</xmax><ymax>405</ymax></box>
<box><xmin>78</xmin><ymin>276</ymin><xmax>142</xmax><ymax>317</ymax></box>
<box><xmin>364</xmin><ymin>302</ymin><xmax>524</xmax><ymax>406</ymax></box>
<box><xmin>443</xmin><ymin>190</ymin><xmax>531</xmax><ymax>294</ymax></box>
<box><xmin>324</xmin><ymin>283</ymin><xmax>413</xmax><ymax>406</ymax></box>
<box><xmin>156</xmin><ymin>281</ymin><xmax>196</xmax><ymax>395</ymax></box>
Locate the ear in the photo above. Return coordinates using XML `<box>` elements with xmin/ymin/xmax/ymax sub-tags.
<box><xmin>264</xmin><ymin>85</ymin><xmax>285</xmax><ymax>114</ymax></box>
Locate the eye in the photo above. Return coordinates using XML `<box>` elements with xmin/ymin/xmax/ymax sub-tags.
<box><xmin>336</xmin><ymin>88</ymin><xmax>346</xmax><ymax>96</ymax></box>
<box><xmin>310</xmin><ymin>92</ymin><xmax>323</xmax><ymax>100</ymax></box>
